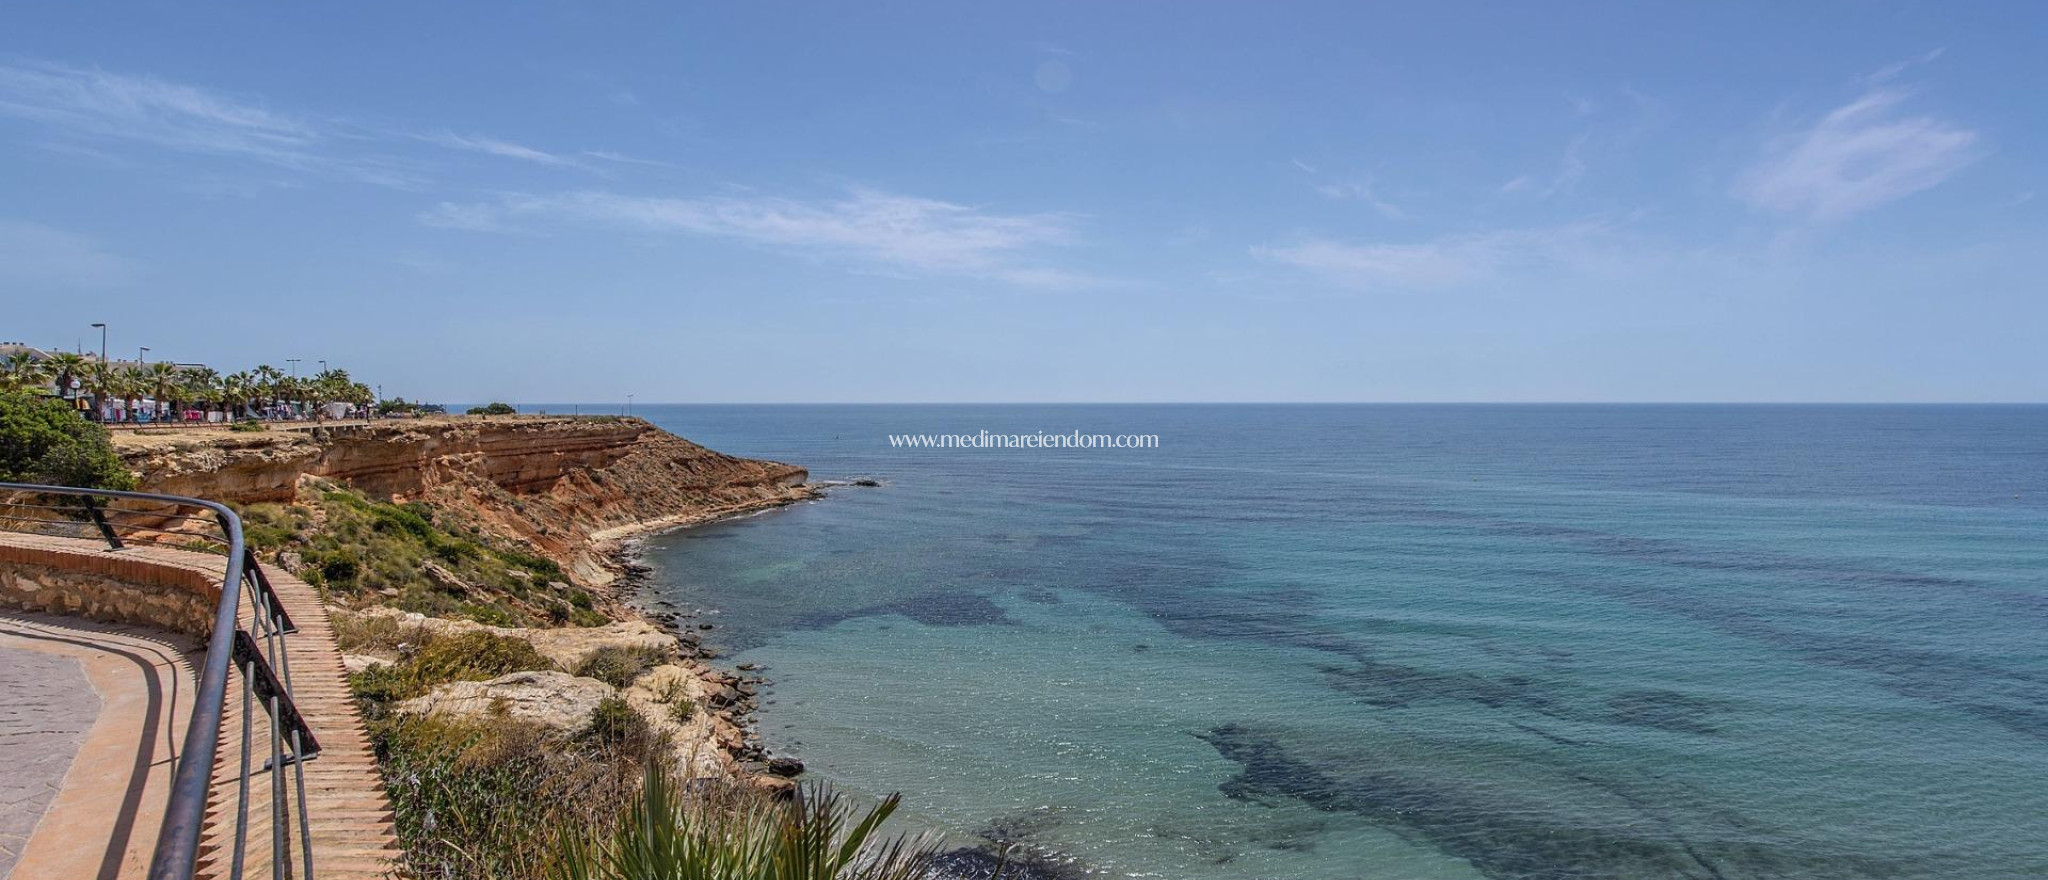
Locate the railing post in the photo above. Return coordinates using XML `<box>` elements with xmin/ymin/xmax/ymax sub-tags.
<box><xmin>79</xmin><ymin>496</ymin><xmax>124</xmax><ymax>550</ymax></box>
<box><xmin>230</xmin><ymin>631</ymin><xmax>323</xmax><ymax>761</ymax></box>
<box><xmin>244</xmin><ymin>548</ymin><xmax>297</xmax><ymax>634</ymax></box>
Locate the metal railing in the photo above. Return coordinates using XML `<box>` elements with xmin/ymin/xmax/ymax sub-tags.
<box><xmin>0</xmin><ymin>482</ymin><xmax>321</xmax><ymax>880</ymax></box>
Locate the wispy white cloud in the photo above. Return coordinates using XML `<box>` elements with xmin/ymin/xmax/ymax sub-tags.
<box><xmin>424</xmin><ymin>187</ymin><xmax>1096</xmax><ymax>287</ymax></box>
<box><xmin>0</xmin><ymin>219</ymin><xmax>134</xmax><ymax>287</ymax></box>
<box><xmin>0</xmin><ymin>60</ymin><xmax>620</xmax><ymax>189</ymax></box>
<box><xmin>422</xmin><ymin>132</ymin><xmax>581</xmax><ymax>167</ymax></box>
<box><xmin>0</xmin><ymin>60</ymin><xmax>317</xmax><ymax>163</ymax></box>
<box><xmin>1863</xmin><ymin>48</ymin><xmax>1946</xmax><ymax>86</ymax></box>
<box><xmin>0</xmin><ymin>60</ymin><xmax>435</xmax><ymax>187</ymax></box>
<box><xmin>1735</xmin><ymin>88</ymin><xmax>1978</xmax><ymax>223</ymax></box>
<box><xmin>1250</xmin><ymin>222</ymin><xmax>1629</xmax><ymax>290</ymax></box>
<box><xmin>1290</xmin><ymin>158</ymin><xmax>1405</xmax><ymax>219</ymax></box>
<box><xmin>1500</xmin><ymin>133</ymin><xmax>1587</xmax><ymax>199</ymax></box>
<box><xmin>582</xmin><ymin>150</ymin><xmax>677</xmax><ymax>169</ymax></box>
<box><xmin>418</xmin><ymin>200</ymin><xmax>521</xmax><ymax>233</ymax></box>
<box><xmin>1312</xmin><ymin>181</ymin><xmax>1405</xmax><ymax>219</ymax></box>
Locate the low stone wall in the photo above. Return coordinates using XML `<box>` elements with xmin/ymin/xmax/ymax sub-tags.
<box><xmin>0</xmin><ymin>539</ymin><xmax>219</xmax><ymax>637</ymax></box>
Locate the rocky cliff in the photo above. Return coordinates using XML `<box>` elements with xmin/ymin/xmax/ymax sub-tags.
<box><xmin>119</xmin><ymin>416</ymin><xmax>814</xmax><ymax>585</ymax></box>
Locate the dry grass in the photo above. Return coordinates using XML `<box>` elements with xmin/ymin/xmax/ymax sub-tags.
<box><xmin>373</xmin><ymin>710</ymin><xmax>667</xmax><ymax>880</ymax></box>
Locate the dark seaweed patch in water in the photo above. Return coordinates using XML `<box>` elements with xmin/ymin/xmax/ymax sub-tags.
<box><xmin>1196</xmin><ymin>723</ymin><xmax>1913</xmax><ymax>880</ymax></box>
<box><xmin>1089</xmin><ymin>496</ymin><xmax>2048</xmax><ymax>744</ymax></box>
<box><xmin>1317</xmin><ymin>660</ymin><xmax>1726</xmax><ymax>738</ymax></box>
<box><xmin>1015</xmin><ymin>586</ymin><xmax>1063</xmax><ymax>604</ymax></box>
<box><xmin>1607</xmin><ymin>690</ymin><xmax>1722</xmax><ymax>735</ymax></box>
<box><xmin>1511</xmin><ymin>721</ymin><xmax>1595</xmax><ymax>747</ymax></box>
<box><xmin>932</xmin><ymin>809</ymin><xmax>1089</xmax><ymax>880</ymax></box>
<box><xmin>1317</xmin><ymin>660</ymin><xmax>1561</xmax><ymax>713</ymax></box>
<box><xmin>792</xmin><ymin>590</ymin><xmax>1016</xmax><ymax>630</ymax></box>
<box><xmin>930</xmin><ymin>848</ymin><xmax>1085</xmax><ymax>880</ymax></box>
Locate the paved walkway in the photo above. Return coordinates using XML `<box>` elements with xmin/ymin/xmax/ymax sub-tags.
<box><xmin>0</xmin><ymin>639</ymin><xmax>100</xmax><ymax>878</ymax></box>
<box><xmin>0</xmin><ymin>533</ymin><xmax>400</xmax><ymax>879</ymax></box>
<box><xmin>0</xmin><ymin>612</ymin><xmax>196</xmax><ymax>880</ymax></box>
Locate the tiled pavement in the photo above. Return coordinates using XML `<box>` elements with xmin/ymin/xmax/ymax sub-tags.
<box><xmin>0</xmin><ymin>533</ymin><xmax>401</xmax><ymax>879</ymax></box>
<box><xmin>0</xmin><ymin>642</ymin><xmax>102</xmax><ymax>879</ymax></box>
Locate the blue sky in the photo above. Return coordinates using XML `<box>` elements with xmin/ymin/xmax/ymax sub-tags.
<box><xmin>3</xmin><ymin>2</ymin><xmax>2043</xmax><ymax>402</ymax></box>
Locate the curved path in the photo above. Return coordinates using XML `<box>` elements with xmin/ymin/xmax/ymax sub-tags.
<box><xmin>0</xmin><ymin>612</ymin><xmax>195</xmax><ymax>880</ymax></box>
<box><xmin>0</xmin><ymin>533</ymin><xmax>400</xmax><ymax>879</ymax></box>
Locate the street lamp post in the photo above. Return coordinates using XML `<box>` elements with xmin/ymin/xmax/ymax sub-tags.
<box><xmin>626</xmin><ymin>394</ymin><xmax>634</xmax><ymax>417</ymax></box>
<box><xmin>286</xmin><ymin>358</ymin><xmax>300</xmax><ymax>377</ymax></box>
<box><xmin>136</xmin><ymin>347</ymin><xmax>150</xmax><ymax>423</ymax></box>
<box><xmin>89</xmin><ymin>323</ymin><xmax>106</xmax><ymax>420</ymax></box>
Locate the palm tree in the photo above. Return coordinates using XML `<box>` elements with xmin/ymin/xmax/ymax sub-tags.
<box><xmin>144</xmin><ymin>361</ymin><xmax>182</xmax><ymax>421</ymax></box>
<box><xmin>282</xmin><ymin>376</ymin><xmax>310</xmax><ymax>417</ymax></box>
<box><xmin>0</xmin><ymin>353</ymin><xmax>50</xmax><ymax>394</ymax></box>
<box><xmin>252</xmin><ymin>365</ymin><xmax>285</xmax><ymax>414</ymax></box>
<box><xmin>81</xmin><ymin>362</ymin><xmax>118</xmax><ymax>420</ymax></box>
<box><xmin>44</xmin><ymin>351</ymin><xmax>88</xmax><ymax>405</ymax></box>
<box><xmin>81</xmin><ymin>364</ymin><xmax>141</xmax><ymax>422</ymax></box>
<box><xmin>218</xmin><ymin>373</ymin><xmax>255</xmax><ymax>419</ymax></box>
<box><xmin>552</xmin><ymin>766</ymin><xmax>939</xmax><ymax>880</ymax></box>
<box><xmin>112</xmin><ymin>370</ymin><xmax>144</xmax><ymax>423</ymax></box>
<box><xmin>181</xmin><ymin>367</ymin><xmax>219</xmax><ymax>415</ymax></box>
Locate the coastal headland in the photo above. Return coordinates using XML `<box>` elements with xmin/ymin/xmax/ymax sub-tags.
<box><xmin>114</xmin><ymin>414</ymin><xmax>819</xmax><ymax>787</ymax></box>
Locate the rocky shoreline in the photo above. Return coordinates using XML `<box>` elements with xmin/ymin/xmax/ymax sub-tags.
<box><xmin>595</xmin><ymin>508</ymin><xmax>807</xmax><ymax>786</ymax></box>
<box><xmin>599</xmin><ymin>487</ymin><xmax>1100</xmax><ymax>878</ymax></box>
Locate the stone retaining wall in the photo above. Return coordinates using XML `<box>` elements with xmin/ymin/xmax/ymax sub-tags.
<box><xmin>0</xmin><ymin>539</ymin><xmax>218</xmax><ymax>637</ymax></box>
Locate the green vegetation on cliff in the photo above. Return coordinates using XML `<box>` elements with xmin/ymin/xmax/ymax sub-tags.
<box><xmin>345</xmin><ymin>629</ymin><xmax>560</xmax><ymax>709</ymax></box>
<box><xmin>240</xmin><ymin>482</ymin><xmax>606</xmax><ymax>626</ymax></box>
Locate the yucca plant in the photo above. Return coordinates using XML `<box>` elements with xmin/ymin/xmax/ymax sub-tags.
<box><xmin>554</xmin><ymin>764</ymin><xmax>942</xmax><ymax>880</ymax></box>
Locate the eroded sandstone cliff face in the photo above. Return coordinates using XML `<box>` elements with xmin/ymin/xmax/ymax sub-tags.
<box><xmin>121</xmin><ymin>417</ymin><xmax>814</xmax><ymax>584</ymax></box>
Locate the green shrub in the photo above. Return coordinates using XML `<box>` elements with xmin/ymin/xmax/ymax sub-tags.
<box><xmin>229</xmin><ymin>418</ymin><xmax>266</xmax><ymax>432</ymax></box>
<box><xmin>577</xmin><ymin>695</ymin><xmax>656</xmax><ymax>751</ymax></box>
<box><xmin>494</xmin><ymin>546</ymin><xmax>566</xmax><ymax>581</ymax></box>
<box><xmin>350</xmin><ymin>663</ymin><xmax>424</xmax><ymax>710</ymax></box>
<box><xmin>348</xmin><ymin>630</ymin><xmax>557</xmax><ymax>713</ymax></box>
<box><xmin>333</xmin><ymin>613</ymin><xmax>427</xmax><ymax>656</ymax></box>
<box><xmin>668</xmin><ymin>698</ymin><xmax>696</xmax><ymax>725</ymax></box>
<box><xmin>573</xmin><ymin>644</ymin><xmax>669</xmax><ymax>689</ymax></box>
<box><xmin>320</xmin><ymin>557</ymin><xmax>360</xmax><ymax>585</ymax></box>
<box><xmin>467</xmin><ymin>402</ymin><xmax>518</xmax><ymax>416</ymax></box>
<box><xmin>410</xmin><ymin>631</ymin><xmax>555</xmax><ymax>684</ymax></box>
<box><xmin>0</xmin><ymin>392</ymin><xmax>135</xmax><ymax>489</ymax></box>
<box><xmin>553</xmin><ymin>764</ymin><xmax>938</xmax><ymax>880</ymax></box>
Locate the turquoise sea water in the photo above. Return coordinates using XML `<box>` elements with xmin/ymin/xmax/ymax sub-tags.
<box><xmin>624</xmin><ymin>405</ymin><xmax>2048</xmax><ymax>879</ymax></box>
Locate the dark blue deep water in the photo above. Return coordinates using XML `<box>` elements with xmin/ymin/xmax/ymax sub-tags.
<box><xmin>622</xmin><ymin>404</ymin><xmax>2048</xmax><ymax>879</ymax></box>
